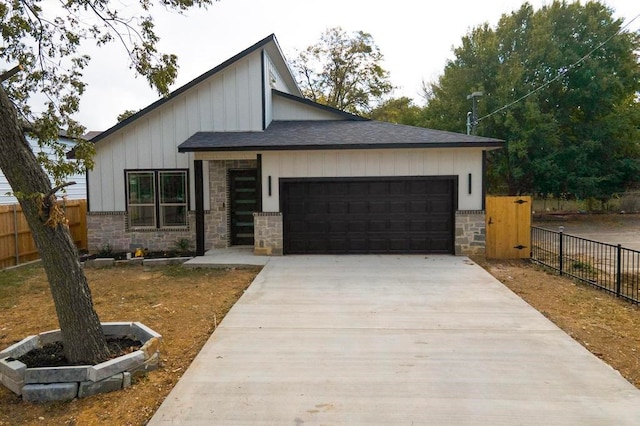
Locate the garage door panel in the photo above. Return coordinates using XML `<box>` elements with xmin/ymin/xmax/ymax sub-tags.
<box><xmin>389</xmin><ymin>239</ymin><xmax>409</xmax><ymax>251</ymax></box>
<box><xmin>308</xmin><ymin>182</ymin><xmax>327</xmax><ymax>195</ymax></box>
<box><xmin>389</xmin><ymin>201</ymin><xmax>407</xmax><ymax>214</ymax></box>
<box><xmin>282</xmin><ymin>178</ymin><xmax>454</xmax><ymax>254</ymax></box>
<box><xmin>369</xmin><ymin>238</ymin><xmax>388</xmax><ymax>252</ymax></box>
<box><xmin>329</xmin><ymin>238</ymin><xmax>348</xmax><ymax>252</ymax></box>
<box><xmin>409</xmin><ymin>238</ymin><xmax>429</xmax><ymax>251</ymax></box>
<box><xmin>429</xmin><ymin>199</ymin><xmax>451</xmax><ymax>213</ymax></box>
<box><xmin>305</xmin><ymin>219</ymin><xmax>326</xmax><ymax>232</ymax></box>
<box><xmin>308</xmin><ymin>201</ymin><xmax>327</xmax><ymax>213</ymax></box>
<box><xmin>328</xmin><ymin>201</ymin><xmax>347</xmax><ymax>214</ymax></box>
<box><xmin>409</xmin><ymin>220</ymin><xmax>427</xmax><ymax>232</ymax></box>
<box><xmin>388</xmin><ymin>219</ymin><xmax>407</xmax><ymax>232</ymax></box>
<box><xmin>287</xmin><ymin>201</ymin><xmax>306</xmax><ymax>215</ymax></box>
<box><xmin>389</xmin><ymin>181</ymin><xmax>405</xmax><ymax>194</ymax></box>
<box><xmin>408</xmin><ymin>181</ymin><xmax>429</xmax><ymax>194</ymax></box>
<box><xmin>430</xmin><ymin>238</ymin><xmax>452</xmax><ymax>251</ymax></box>
<box><xmin>329</xmin><ymin>221</ymin><xmax>348</xmax><ymax>233</ymax></box>
<box><xmin>349</xmin><ymin>201</ymin><xmax>368</xmax><ymax>214</ymax></box>
<box><xmin>369</xmin><ymin>220</ymin><xmax>387</xmax><ymax>232</ymax></box>
<box><xmin>429</xmin><ymin>180</ymin><xmax>452</xmax><ymax>195</ymax></box>
<box><xmin>409</xmin><ymin>200</ymin><xmax>428</xmax><ymax>213</ymax></box>
<box><xmin>307</xmin><ymin>238</ymin><xmax>329</xmax><ymax>252</ymax></box>
<box><xmin>349</xmin><ymin>238</ymin><xmax>368</xmax><ymax>252</ymax></box>
<box><xmin>288</xmin><ymin>220</ymin><xmax>309</xmax><ymax>233</ymax></box>
<box><xmin>428</xmin><ymin>219</ymin><xmax>452</xmax><ymax>232</ymax></box>
<box><xmin>370</xmin><ymin>182</ymin><xmax>388</xmax><ymax>195</ymax></box>
<box><xmin>349</xmin><ymin>182</ymin><xmax>368</xmax><ymax>194</ymax></box>
<box><xmin>370</xmin><ymin>201</ymin><xmax>388</xmax><ymax>213</ymax></box>
<box><xmin>349</xmin><ymin>220</ymin><xmax>367</xmax><ymax>232</ymax></box>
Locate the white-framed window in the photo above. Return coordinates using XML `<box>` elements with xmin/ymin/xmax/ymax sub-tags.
<box><xmin>126</xmin><ymin>170</ymin><xmax>188</xmax><ymax>229</ymax></box>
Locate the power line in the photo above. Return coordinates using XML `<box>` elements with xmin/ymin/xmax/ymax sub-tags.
<box><xmin>477</xmin><ymin>11</ymin><xmax>640</xmax><ymax>123</ymax></box>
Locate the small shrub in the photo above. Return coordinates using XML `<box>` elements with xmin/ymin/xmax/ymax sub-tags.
<box><xmin>173</xmin><ymin>238</ymin><xmax>192</xmax><ymax>253</ymax></box>
<box><xmin>97</xmin><ymin>243</ymin><xmax>113</xmax><ymax>257</ymax></box>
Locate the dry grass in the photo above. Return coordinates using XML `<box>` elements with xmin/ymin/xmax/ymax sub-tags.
<box><xmin>0</xmin><ymin>263</ymin><xmax>260</xmax><ymax>425</ymax></box>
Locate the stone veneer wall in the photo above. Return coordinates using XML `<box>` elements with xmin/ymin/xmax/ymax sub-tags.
<box><xmin>455</xmin><ymin>210</ymin><xmax>486</xmax><ymax>256</ymax></box>
<box><xmin>87</xmin><ymin>159</ymin><xmax>257</xmax><ymax>253</ymax></box>
<box><xmin>87</xmin><ymin>212</ymin><xmax>199</xmax><ymax>252</ymax></box>
<box><xmin>253</xmin><ymin>212</ymin><xmax>283</xmax><ymax>256</ymax></box>
<box><xmin>208</xmin><ymin>159</ymin><xmax>257</xmax><ymax>249</ymax></box>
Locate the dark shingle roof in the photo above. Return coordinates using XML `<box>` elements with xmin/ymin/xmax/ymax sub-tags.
<box><xmin>178</xmin><ymin>120</ymin><xmax>504</xmax><ymax>152</ymax></box>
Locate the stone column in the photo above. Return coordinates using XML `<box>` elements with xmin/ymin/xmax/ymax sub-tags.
<box><xmin>253</xmin><ymin>212</ymin><xmax>283</xmax><ymax>256</ymax></box>
<box><xmin>455</xmin><ymin>210</ymin><xmax>486</xmax><ymax>256</ymax></box>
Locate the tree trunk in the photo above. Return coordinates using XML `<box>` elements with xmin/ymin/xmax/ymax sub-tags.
<box><xmin>0</xmin><ymin>85</ymin><xmax>110</xmax><ymax>364</ymax></box>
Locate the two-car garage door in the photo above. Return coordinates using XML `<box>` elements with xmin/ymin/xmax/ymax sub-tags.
<box><xmin>281</xmin><ymin>177</ymin><xmax>456</xmax><ymax>254</ymax></box>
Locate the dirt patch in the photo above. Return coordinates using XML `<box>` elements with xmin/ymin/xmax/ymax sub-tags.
<box><xmin>476</xmin><ymin>257</ymin><xmax>640</xmax><ymax>389</ymax></box>
<box><xmin>0</xmin><ymin>263</ymin><xmax>260</xmax><ymax>425</ymax></box>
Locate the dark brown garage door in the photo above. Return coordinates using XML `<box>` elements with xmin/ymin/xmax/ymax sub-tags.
<box><xmin>281</xmin><ymin>177</ymin><xmax>456</xmax><ymax>254</ymax></box>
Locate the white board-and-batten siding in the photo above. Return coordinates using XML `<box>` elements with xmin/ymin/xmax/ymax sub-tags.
<box><xmin>0</xmin><ymin>137</ymin><xmax>87</xmax><ymax>204</ymax></box>
<box><xmin>89</xmin><ymin>51</ymin><xmax>270</xmax><ymax>212</ymax></box>
<box><xmin>271</xmin><ymin>94</ymin><xmax>346</xmax><ymax>121</ymax></box>
<box><xmin>260</xmin><ymin>149</ymin><xmax>484</xmax><ymax>212</ymax></box>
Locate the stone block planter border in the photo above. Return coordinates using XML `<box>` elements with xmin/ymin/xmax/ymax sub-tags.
<box><xmin>83</xmin><ymin>256</ymin><xmax>192</xmax><ymax>268</ymax></box>
<box><xmin>0</xmin><ymin>322</ymin><xmax>162</xmax><ymax>402</ymax></box>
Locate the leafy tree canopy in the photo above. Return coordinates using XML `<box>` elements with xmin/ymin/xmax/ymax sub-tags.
<box><xmin>292</xmin><ymin>27</ymin><xmax>394</xmax><ymax>115</ymax></box>
<box><xmin>368</xmin><ymin>96</ymin><xmax>422</xmax><ymax>126</ymax></box>
<box><xmin>1</xmin><ymin>0</ymin><xmax>212</xmax><ymax>183</ymax></box>
<box><xmin>0</xmin><ymin>0</ymin><xmax>214</xmax><ymax>364</ymax></box>
<box><xmin>117</xmin><ymin>109</ymin><xmax>140</xmax><ymax>122</ymax></box>
<box><xmin>422</xmin><ymin>1</ymin><xmax>640</xmax><ymax>199</ymax></box>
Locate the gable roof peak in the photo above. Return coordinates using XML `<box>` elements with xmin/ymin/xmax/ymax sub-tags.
<box><xmin>90</xmin><ymin>33</ymin><xmax>294</xmax><ymax>144</ymax></box>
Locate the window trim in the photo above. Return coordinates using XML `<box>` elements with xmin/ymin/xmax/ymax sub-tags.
<box><xmin>125</xmin><ymin>169</ymin><xmax>189</xmax><ymax>230</ymax></box>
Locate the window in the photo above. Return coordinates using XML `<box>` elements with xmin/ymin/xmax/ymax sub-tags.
<box><xmin>126</xmin><ymin>170</ymin><xmax>188</xmax><ymax>229</ymax></box>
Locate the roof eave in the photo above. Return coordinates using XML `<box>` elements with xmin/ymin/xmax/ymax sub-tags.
<box><xmin>179</xmin><ymin>141</ymin><xmax>505</xmax><ymax>153</ymax></box>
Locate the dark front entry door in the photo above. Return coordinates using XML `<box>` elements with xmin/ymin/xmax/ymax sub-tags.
<box><xmin>281</xmin><ymin>177</ymin><xmax>456</xmax><ymax>254</ymax></box>
<box><xmin>229</xmin><ymin>169</ymin><xmax>258</xmax><ymax>245</ymax></box>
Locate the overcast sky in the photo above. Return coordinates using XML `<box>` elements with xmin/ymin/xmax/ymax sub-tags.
<box><xmin>75</xmin><ymin>0</ymin><xmax>639</xmax><ymax>131</ymax></box>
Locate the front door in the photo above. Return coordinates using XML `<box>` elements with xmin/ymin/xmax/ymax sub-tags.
<box><xmin>229</xmin><ymin>169</ymin><xmax>258</xmax><ymax>245</ymax></box>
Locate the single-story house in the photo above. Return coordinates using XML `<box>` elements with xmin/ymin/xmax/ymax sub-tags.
<box><xmin>84</xmin><ymin>34</ymin><xmax>503</xmax><ymax>256</ymax></box>
<box><xmin>1</xmin><ymin>134</ymin><xmax>86</xmax><ymax>204</ymax></box>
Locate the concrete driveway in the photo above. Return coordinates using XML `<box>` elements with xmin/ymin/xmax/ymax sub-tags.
<box><xmin>150</xmin><ymin>255</ymin><xmax>640</xmax><ymax>424</ymax></box>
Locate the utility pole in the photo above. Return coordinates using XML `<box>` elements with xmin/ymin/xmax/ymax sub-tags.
<box><xmin>466</xmin><ymin>91</ymin><xmax>483</xmax><ymax>135</ymax></box>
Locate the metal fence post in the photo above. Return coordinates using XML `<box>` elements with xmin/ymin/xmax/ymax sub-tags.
<box><xmin>616</xmin><ymin>244</ymin><xmax>622</xmax><ymax>297</ymax></box>
<box><xmin>558</xmin><ymin>230</ymin><xmax>564</xmax><ymax>276</ymax></box>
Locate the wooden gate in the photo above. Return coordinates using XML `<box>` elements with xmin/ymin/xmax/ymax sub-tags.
<box><xmin>485</xmin><ymin>196</ymin><xmax>531</xmax><ymax>259</ymax></box>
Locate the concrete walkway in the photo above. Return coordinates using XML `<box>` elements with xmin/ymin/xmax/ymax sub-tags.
<box><xmin>150</xmin><ymin>255</ymin><xmax>640</xmax><ymax>425</ymax></box>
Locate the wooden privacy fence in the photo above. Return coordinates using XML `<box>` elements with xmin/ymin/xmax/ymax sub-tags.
<box><xmin>0</xmin><ymin>199</ymin><xmax>87</xmax><ymax>269</ymax></box>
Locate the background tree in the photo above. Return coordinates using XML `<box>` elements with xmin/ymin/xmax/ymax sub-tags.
<box><xmin>422</xmin><ymin>1</ymin><xmax>640</xmax><ymax>199</ymax></box>
<box><xmin>368</xmin><ymin>96</ymin><xmax>422</xmax><ymax>125</ymax></box>
<box><xmin>292</xmin><ymin>27</ymin><xmax>394</xmax><ymax>115</ymax></box>
<box><xmin>117</xmin><ymin>109</ymin><xmax>140</xmax><ymax>123</ymax></box>
<box><xmin>0</xmin><ymin>0</ymin><xmax>213</xmax><ymax>364</ymax></box>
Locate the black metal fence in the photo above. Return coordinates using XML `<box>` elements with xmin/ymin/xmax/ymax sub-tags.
<box><xmin>531</xmin><ymin>226</ymin><xmax>640</xmax><ymax>303</ymax></box>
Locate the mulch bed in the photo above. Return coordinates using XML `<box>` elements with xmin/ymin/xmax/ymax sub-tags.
<box><xmin>16</xmin><ymin>337</ymin><xmax>142</xmax><ymax>368</ymax></box>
